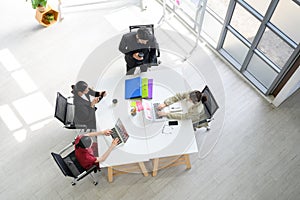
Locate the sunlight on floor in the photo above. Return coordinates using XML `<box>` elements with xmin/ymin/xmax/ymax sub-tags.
<box><xmin>0</xmin><ymin>105</ymin><xmax>23</xmax><ymax>131</ymax></box>
<box><xmin>11</xmin><ymin>69</ymin><xmax>38</xmax><ymax>94</ymax></box>
<box><xmin>12</xmin><ymin>92</ymin><xmax>53</xmax><ymax>124</ymax></box>
<box><xmin>13</xmin><ymin>129</ymin><xmax>27</xmax><ymax>142</ymax></box>
<box><xmin>30</xmin><ymin>118</ymin><xmax>53</xmax><ymax>132</ymax></box>
<box><xmin>0</xmin><ymin>48</ymin><xmax>55</xmax><ymax>142</ymax></box>
<box><xmin>0</xmin><ymin>48</ymin><xmax>21</xmax><ymax>71</ymax></box>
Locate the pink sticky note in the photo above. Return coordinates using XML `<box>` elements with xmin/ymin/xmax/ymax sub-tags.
<box><xmin>136</xmin><ymin>100</ymin><xmax>144</xmax><ymax>111</ymax></box>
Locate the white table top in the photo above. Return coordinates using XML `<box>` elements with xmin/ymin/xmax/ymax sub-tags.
<box><xmin>96</xmin><ymin>66</ymin><xmax>198</xmax><ymax>167</ymax></box>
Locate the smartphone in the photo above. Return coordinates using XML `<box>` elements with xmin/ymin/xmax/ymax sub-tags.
<box><xmin>95</xmin><ymin>91</ymin><xmax>106</xmax><ymax>97</ymax></box>
<box><xmin>95</xmin><ymin>91</ymin><xmax>100</xmax><ymax>97</ymax></box>
<box><xmin>168</xmin><ymin>121</ymin><xmax>178</xmax><ymax>126</ymax></box>
<box><xmin>100</xmin><ymin>91</ymin><xmax>106</xmax><ymax>97</ymax></box>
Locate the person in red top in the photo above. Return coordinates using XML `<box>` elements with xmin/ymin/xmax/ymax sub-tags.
<box><xmin>75</xmin><ymin>129</ymin><xmax>119</xmax><ymax>170</ymax></box>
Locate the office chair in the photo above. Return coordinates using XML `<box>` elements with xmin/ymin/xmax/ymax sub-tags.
<box><xmin>193</xmin><ymin>85</ymin><xmax>219</xmax><ymax>131</ymax></box>
<box><xmin>51</xmin><ymin>141</ymin><xmax>99</xmax><ymax>186</ymax></box>
<box><xmin>129</xmin><ymin>24</ymin><xmax>160</xmax><ymax>66</ymax></box>
<box><xmin>54</xmin><ymin>92</ymin><xmax>87</xmax><ymax>131</ymax></box>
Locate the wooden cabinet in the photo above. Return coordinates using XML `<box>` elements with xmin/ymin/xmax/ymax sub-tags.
<box><xmin>35</xmin><ymin>5</ymin><xmax>59</xmax><ymax>27</ymax></box>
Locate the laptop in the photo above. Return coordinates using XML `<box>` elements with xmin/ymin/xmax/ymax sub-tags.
<box><xmin>110</xmin><ymin>118</ymin><xmax>129</xmax><ymax>145</ymax></box>
<box><xmin>142</xmin><ymin>100</ymin><xmax>166</xmax><ymax>122</ymax></box>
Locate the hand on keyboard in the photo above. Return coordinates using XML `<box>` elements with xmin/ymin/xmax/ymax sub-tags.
<box><xmin>157</xmin><ymin>111</ymin><xmax>168</xmax><ymax>117</ymax></box>
<box><xmin>158</xmin><ymin>103</ymin><xmax>166</xmax><ymax>110</ymax></box>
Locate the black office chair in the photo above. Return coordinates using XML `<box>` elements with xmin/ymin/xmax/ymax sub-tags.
<box><xmin>129</xmin><ymin>24</ymin><xmax>160</xmax><ymax>66</ymax></box>
<box><xmin>51</xmin><ymin>141</ymin><xmax>98</xmax><ymax>186</ymax></box>
<box><xmin>193</xmin><ymin>85</ymin><xmax>219</xmax><ymax>131</ymax></box>
<box><xmin>54</xmin><ymin>92</ymin><xmax>87</xmax><ymax>131</ymax></box>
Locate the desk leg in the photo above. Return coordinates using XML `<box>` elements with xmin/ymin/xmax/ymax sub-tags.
<box><xmin>184</xmin><ymin>154</ymin><xmax>191</xmax><ymax>169</ymax></box>
<box><xmin>152</xmin><ymin>158</ymin><xmax>159</xmax><ymax>177</ymax></box>
<box><xmin>138</xmin><ymin>162</ymin><xmax>149</xmax><ymax>177</ymax></box>
<box><xmin>108</xmin><ymin>167</ymin><xmax>113</xmax><ymax>183</ymax></box>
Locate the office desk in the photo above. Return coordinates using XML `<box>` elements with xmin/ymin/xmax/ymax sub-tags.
<box><xmin>96</xmin><ymin>66</ymin><xmax>198</xmax><ymax>182</ymax></box>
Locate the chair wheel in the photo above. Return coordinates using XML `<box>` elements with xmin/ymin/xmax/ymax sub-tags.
<box><xmin>94</xmin><ymin>181</ymin><xmax>98</xmax><ymax>186</ymax></box>
<box><xmin>72</xmin><ymin>182</ymin><xmax>76</xmax><ymax>186</ymax></box>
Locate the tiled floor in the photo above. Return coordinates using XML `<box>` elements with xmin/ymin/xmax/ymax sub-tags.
<box><xmin>0</xmin><ymin>0</ymin><xmax>299</xmax><ymax>200</ymax></box>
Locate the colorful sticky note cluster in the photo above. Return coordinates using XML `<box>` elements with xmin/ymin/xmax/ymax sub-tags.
<box><xmin>125</xmin><ymin>77</ymin><xmax>153</xmax><ymax>99</ymax></box>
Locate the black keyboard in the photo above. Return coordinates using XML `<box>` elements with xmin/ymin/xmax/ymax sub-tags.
<box><xmin>153</xmin><ymin>103</ymin><xmax>162</xmax><ymax>119</ymax></box>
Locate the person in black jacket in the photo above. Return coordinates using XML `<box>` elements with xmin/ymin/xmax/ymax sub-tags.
<box><xmin>71</xmin><ymin>81</ymin><xmax>106</xmax><ymax>130</ymax></box>
<box><xmin>119</xmin><ymin>27</ymin><xmax>159</xmax><ymax>75</ymax></box>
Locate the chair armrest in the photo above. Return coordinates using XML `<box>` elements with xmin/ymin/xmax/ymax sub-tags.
<box><xmin>76</xmin><ymin>165</ymin><xmax>98</xmax><ymax>181</ymax></box>
<box><xmin>58</xmin><ymin>142</ymin><xmax>74</xmax><ymax>155</ymax></box>
<box><xmin>64</xmin><ymin>124</ymin><xmax>87</xmax><ymax>131</ymax></box>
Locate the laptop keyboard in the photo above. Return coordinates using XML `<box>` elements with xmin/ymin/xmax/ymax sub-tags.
<box><xmin>153</xmin><ymin>103</ymin><xmax>162</xmax><ymax>119</ymax></box>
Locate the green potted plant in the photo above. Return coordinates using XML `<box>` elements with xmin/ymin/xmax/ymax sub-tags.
<box><xmin>44</xmin><ymin>13</ymin><xmax>54</xmax><ymax>23</ymax></box>
<box><xmin>27</xmin><ymin>0</ymin><xmax>47</xmax><ymax>11</ymax></box>
<box><xmin>27</xmin><ymin>0</ymin><xmax>59</xmax><ymax>27</ymax></box>
<box><xmin>45</xmin><ymin>13</ymin><xmax>54</xmax><ymax>21</ymax></box>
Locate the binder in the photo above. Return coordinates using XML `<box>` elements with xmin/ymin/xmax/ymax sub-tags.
<box><xmin>148</xmin><ymin>79</ymin><xmax>153</xmax><ymax>99</ymax></box>
<box><xmin>142</xmin><ymin>78</ymin><xmax>148</xmax><ymax>98</ymax></box>
<box><xmin>125</xmin><ymin>77</ymin><xmax>142</xmax><ymax>99</ymax></box>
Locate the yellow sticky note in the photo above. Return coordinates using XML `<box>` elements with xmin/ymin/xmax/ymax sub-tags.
<box><xmin>130</xmin><ymin>101</ymin><xmax>137</xmax><ymax>107</ymax></box>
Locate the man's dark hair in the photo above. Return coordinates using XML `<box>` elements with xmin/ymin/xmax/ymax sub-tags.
<box><xmin>190</xmin><ymin>90</ymin><xmax>207</xmax><ymax>104</ymax></box>
<box><xmin>76</xmin><ymin>136</ymin><xmax>92</xmax><ymax>149</ymax></box>
<box><xmin>137</xmin><ymin>27</ymin><xmax>151</xmax><ymax>40</ymax></box>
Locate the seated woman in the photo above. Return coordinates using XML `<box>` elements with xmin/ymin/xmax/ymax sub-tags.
<box><xmin>158</xmin><ymin>90</ymin><xmax>209</xmax><ymax>129</ymax></box>
<box><xmin>75</xmin><ymin>130</ymin><xmax>119</xmax><ymax>170</ymax></box>
<box><xmin>72</xmin><ymin>81</ymin><xmax>106</xmax><ymax>130</ymax></box>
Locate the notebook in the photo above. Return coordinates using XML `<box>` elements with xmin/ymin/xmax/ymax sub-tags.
<box><xmin>142</xmin><ymin>100</ymin><xmax>165</xmax><ymax>122</ymax></box>
<box><xmin>110</xmin><ymin>118</ymin><xmax>129</xmax><ymax>145</ymax></box>
<box><xmin>169</xmin><ymin>102</ymin><xmax>183</xmax><ymax>113</ymax></box>
<box><xmin>125</xmin><ymin>77</ymin><xmax>142</xmax><ymax>99</ymax></box>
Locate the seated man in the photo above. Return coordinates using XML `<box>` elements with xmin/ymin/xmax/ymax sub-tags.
<box><xmin>119</xmin><ymin>26</ymin><xmax>159</xmax><ymax>75</ymax></box>
<box><xmin>72</xmin><ymin>81</ymin><xmax>106</xmax><ymax>130</ymax></box>
<box><xmin>75</xmin><ymin>129</ymin><xmax>119</xmax><ymax>170</ymax></box>
<box><xmin>157</xmin><ymin>90</ymin><xmax>209</xmax><ymax>128</ymax></box>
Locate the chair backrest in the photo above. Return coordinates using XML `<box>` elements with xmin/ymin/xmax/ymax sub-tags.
<box><xmin>129</xmin><ymin>24</ymin><xmax>154</xmax><ymax>35</ymax></box>
<box><xmin>51</xmin><ymin>152</ymin><xmax>75</xmax><ymax>178</ymax></box>
<box><xmin>54</xmin><ymin>92</ymin><xmax>87</xmax><ymax>130</ymax></box>
<box><xmin>51</xmin><ymin>150</ymin><xmax>85</xmax><ymax>178</ymax></box>
<box><xmin>54</xmin><ymin>92</ymin><xmax>68</xmax><ymax>125</ymax></box>
<box><xmin>54</xmin><ymin>92</ymin><xmax>75</xmax><ymax>125</ymax></box>
<box><xmin>201</xmin><ymin>85</ymin><xmax>219</xmax><ymax>119</ymax></box>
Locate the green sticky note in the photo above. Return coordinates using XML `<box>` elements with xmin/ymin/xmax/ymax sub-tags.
<box><xmin>130</xmin><ymin>101</ymin><xmax>137</xmax><ymax>107</ymax></box>
<box><xmin>142</xmin><ymin>78</ymin><xmax>148</xmax><ymax>98</ymax></box>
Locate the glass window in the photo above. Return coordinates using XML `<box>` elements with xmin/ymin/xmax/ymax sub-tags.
<box><xmin>244</xmin><ymin>0</ymin><xmax>271</xmax><ymax>15</ymax></box>
<box><xmin>270</xmin><ymin>0</ymin><xmax>300</xmax><ymax>43</ymax></box>
<box><xmin>201</xmin><ymin>11</ymin><xmax>223</xmax><ymax>46</ymax></box>
<box><xmin>223</xmin><ymin>31</ymin><xmax>249</xmax><ymax>66</ymax></box>
<box><xmin>177</xmin><ymin>0</ymin><xmax>198</xmax><ymax>20</ymax></box>
<box><xmin>230</xmin><ymin>3</ymin><xmax>261</xmax><ymax>43</ymax></box>
<box><xmin>167</xmin><ymin>0</ymin><xmax>196</xmax><ymax>29</ymax></box>
<box><xmin>246</xmin><ymin>54</ymin><xmax>278</xmax><ymax>88</ymax></box>
<box><xmin>257</xmin><ymin>28</ymin><xmax>294</xmax><ymax>69</ymax></box>
<box><xmin>207</xmin><ymin>0</ymin><xmax>230</xmax><ymax>20</ymax></box>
